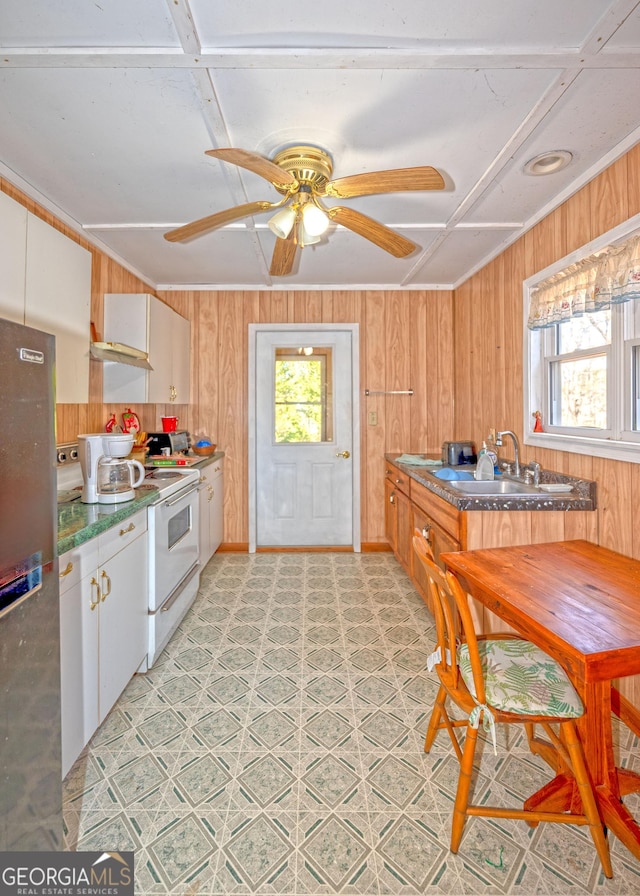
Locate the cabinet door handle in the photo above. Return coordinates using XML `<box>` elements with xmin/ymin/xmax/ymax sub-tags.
<box><xmin>100</xmin><ymin>569</ymin><xmax>112</xmax><ymax>601</ymax></box>
<box><xmin>169</xmin><ymin>384</ymin><xmax>177</xmax><ymax>401</ymax></box>
<box><xmin>208</xmin><ymin>486</ymin><xmax>214</xmax><ymax>502</ymax></box>
<box><xmin>395</xmin><ymin>478</ymin><xmax>403</xmax><ymax>484</ymax></box>
<box><xmin>389</xmin><ymin>491</ymin><xmax>395</xmax><ymax>504</ymax></box>
<box><xmin>89</xmin><ymin>576</ymin><xmax>101</xmax><ymax>611</ymax></box>
<box><xmin>119</xmin><ymin>522</ymin><xmax>135</xmax><ymax>536</ymax></box>
<box><xmin>59</xmin><ymin>561</ymin><xmax>74</xmax><ymax>578</ymax></box>
<box><xmin>422</xmin><ymin>525</ymin><xmax>432</xmax><ymax>541</ymax></box>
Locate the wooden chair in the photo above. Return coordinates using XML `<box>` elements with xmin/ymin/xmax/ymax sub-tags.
<box><xmin>412</xmin><ymin>530</ymin><xmax>612</xmax><ymax>878</ymax></box>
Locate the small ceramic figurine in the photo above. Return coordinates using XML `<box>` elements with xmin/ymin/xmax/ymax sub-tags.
<box><xmin>533</xmin><ymin>410</ymin><xmax>544</xmax><ymax>432</ymax></box>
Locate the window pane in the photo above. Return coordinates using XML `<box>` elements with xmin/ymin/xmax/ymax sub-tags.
<box><xmin>633</xmin><ymin>345</ymin><xmax>640</xmax><ymax>431</ymax></box>
<box><xmin>273</xmin><ymin>348</ymin><xmax>333</xmax><ymax>443</ymax></box>
<box><xmin>557</xmin><ymin>309</ymin><xmax>610</xmax><ymax>353</ymax></box>
<box><xmin>550</xmin><ymin>355</ymin><xmax>607</xmax><ymax>428</ymax></box>
<box><xmin>624</xmin><ymin>300</ymin><xmax>640</xmax><ymax>341</ymax></box>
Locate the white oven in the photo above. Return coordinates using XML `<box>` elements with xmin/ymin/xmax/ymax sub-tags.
<box><xmin>145</xmin><ymin>467</ymin><xmax>200</xmax><ymax>669</ymax></box>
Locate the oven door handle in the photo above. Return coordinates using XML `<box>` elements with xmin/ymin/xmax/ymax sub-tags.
<box><xmin>164</xmin><ymin>483</ymin><xmax>199</xmax><ymax>507</ymax></box>
<box><xmin>158</xmin><ymin>560</ymin><xmax>200</xmax><ymax>613</ymax></box>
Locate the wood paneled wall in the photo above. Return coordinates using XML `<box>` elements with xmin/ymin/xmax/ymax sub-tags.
<box><xmin>6</xmin><ymin>141</ymin><xmax>640</xmax><ymax>554</ymax></box>
<box><xmin>157</xmin><ymin>289</ymin><xmax>455</xmax><ymax>546</ymax></box>
<box><xmin>452</xmin><ymin>143</ymin><xmax>640</xmax><ymax>560</ymax></box>
<box><xmin>452</xmin><ymin>144</ymin><xmax>640</xmax><ymax>703</ymax></box>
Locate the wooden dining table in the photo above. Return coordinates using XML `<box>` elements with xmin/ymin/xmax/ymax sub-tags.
<box><xmin>441</xmin><ymin>539</ymin><xmax>640</xmax><ymax>861</ymax></box>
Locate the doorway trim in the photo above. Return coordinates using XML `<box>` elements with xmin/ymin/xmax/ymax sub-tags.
<box><xmin>248</xmin><ymin>323</ymin><xmax>360</xmax><ymax>553</ymax></box>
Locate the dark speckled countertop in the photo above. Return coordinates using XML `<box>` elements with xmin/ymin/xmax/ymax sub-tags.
<box><xmin>57</xmin><ymin>450</ymin><xmax>225</xmax><ymax>555</ymax></box>
<box><xmin>386</xmin><ymin>453</ymin><xmax>596</xmax><ymax>512</ymax></box>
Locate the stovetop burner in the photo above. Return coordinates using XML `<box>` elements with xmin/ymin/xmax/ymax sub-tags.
<box><xmin>145</xmin><ymin>466</ymin><xmax>200</xmax><ymax>500</ymax></box>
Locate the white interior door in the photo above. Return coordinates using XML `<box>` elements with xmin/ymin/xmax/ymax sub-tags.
<box><xmin>251</xmin><ymin>326</ymin><xmax>359</xmax><ymax>548</ymax></box>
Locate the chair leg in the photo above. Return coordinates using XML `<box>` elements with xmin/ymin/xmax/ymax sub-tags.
<box><xmin>424</xmin><ymin>684</ymin><xmax>448</xmax><ymax>752</ymax></box>
<box><xmin>451</xmin><ymin>722</ymin><xmax>479</xmax><ymax>853</ymax></box>
<box><xmin>561</xmin><ymin>721</ymin><xmax>613</xmax><ymax>879</ymax></box>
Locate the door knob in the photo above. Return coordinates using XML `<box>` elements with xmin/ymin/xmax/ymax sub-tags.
<box><xmin>336</xmin><ymin>450</ymin><xmax>351</xmax><ymax>459</ymax></box>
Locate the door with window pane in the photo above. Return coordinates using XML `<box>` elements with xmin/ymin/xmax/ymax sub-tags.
<box><xmin>253</xmin><ymin>328</ymin><xmax>355</xmax><ymax>546</ymax></box>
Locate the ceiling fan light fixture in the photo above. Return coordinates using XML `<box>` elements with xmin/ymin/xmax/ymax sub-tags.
<box><xmin>299</xmin><ymin>221</ymin><xmax>322</xmax><ymax>247</ymax></box>
<box><xmin>523</xmin><ymin>150</ymin><xmax>573</xmax><ymax>176</ymax></box>
<box><xmin>301</xmin><ymin>203</ymin><xmax>330</xmax><ymax>237</ymax></box>
<box><xmin>268</xmin><ymin>205</ymin><xmax>296</xmax><ymax>239</ymax></box>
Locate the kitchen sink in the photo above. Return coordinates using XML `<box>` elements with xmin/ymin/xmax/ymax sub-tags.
<box><xmin>444</xmin><ymin>479</ymin><xmax>540</xmax><ymax>495</ymax></box>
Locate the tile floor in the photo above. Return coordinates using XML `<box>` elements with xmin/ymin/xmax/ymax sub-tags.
<box><xmin>63</xmin><ymin>551</ymin><xmax>640</xmax><ymax>895</ymax></box>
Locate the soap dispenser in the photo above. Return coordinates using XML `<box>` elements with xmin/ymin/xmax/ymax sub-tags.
<box><xmin>475</xmin><ymin>442</ymin><xmax>495</xmax><ymax>481</ymax></box>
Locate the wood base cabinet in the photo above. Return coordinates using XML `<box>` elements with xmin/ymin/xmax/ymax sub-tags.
<box><xmin>384</xmin><ymin>458</ymin><xmax>596</xmax><ymax>631</ymax></box>
<box><xmin>59</xmin><ymin>509</ymin><xmax>148</xmax><ymax>777</ymax></box>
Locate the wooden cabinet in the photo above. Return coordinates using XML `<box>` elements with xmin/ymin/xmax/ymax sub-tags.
<box><xmin>384</xmin><ymin>457</ymin><xmax>596</xmax><ymax>632</ymax></box>
<box><xmin>198</xmin><ymin>459</ymin><xmax>224</xmax><ymax>567</ymax></box>
<box><xmin>384</xmin><ymin>463</ymin><xmax>411</xmax><ymax>560</ymax></box>
<box><xmin>102</xmin><ymin>293</ymin><xmax>190</xmax><ymax>404</ymax></box>
<box><xmin>59</xmin><ymin>509</ymin><xmax>148</xmax><ymax>777</ymax></box>
<box><xmin>0</xmin><ymin>191</ymin><xmax>91</xmax><ymax>403</ymax></box>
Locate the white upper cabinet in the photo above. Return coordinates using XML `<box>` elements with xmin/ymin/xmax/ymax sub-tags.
<box><xmin>102</xmin><ymin>293</ymin><xmax>191</xmax><ymax>404</ymax></box>
<box><xmin>0</xmin><ymin>191</ymin><xmax>28</xmax><ymax>324</ymax></box>
<box><xmin>25</xmin><ymin>216</ymin><xmax>91</xmax><ymax>404</ymax></box>
<box><xmin>0</xmin><ymin>191</ymin><xmax>91</xmax><ymax>403</ymax></box>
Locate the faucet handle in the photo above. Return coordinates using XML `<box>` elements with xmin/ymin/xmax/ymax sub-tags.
<box><xmin>527</xmin><ymin>460</ymin><xmax>542</xmax><ymax>486</ymax></box>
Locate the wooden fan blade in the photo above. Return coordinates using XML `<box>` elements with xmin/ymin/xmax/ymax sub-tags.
<box><xmin>270</xmin><ymin>231</ymin><xmax>297</xmax><ymax>276</ymax></box>
<box><xmin>164</xmin><ymin>201</ymin><xmax>273</xmax><ymax>243</ymax></box>
<box><xmin>328</xmin><ymin>206</ymin><xmax>418</xmax><ymax>258</ymax></box>
<box><xmin>323</xmin><ymin>166</ymin><xmax>444</xmax><ymax>199</ymax></box>
<box><xmin>205</xmin><ymin>148</ymin><xmax>298</xmax><ymax>190</ymax></box>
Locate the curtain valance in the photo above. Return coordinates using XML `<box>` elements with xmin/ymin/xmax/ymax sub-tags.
<box><xmin>528</xmin><ymin>233</ymin><xmax>640</xmax><ymax>329</ymax></box>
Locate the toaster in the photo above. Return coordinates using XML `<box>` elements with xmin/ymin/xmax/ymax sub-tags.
<box><xmin>147</xmin><ymin>430</ymin><xmax>191</xmax><ymax>456</ymax></box>
<box><xmin>442</xmin><ymin>440</ymin><xmax>477</xmax><ymax>466</ymax></box>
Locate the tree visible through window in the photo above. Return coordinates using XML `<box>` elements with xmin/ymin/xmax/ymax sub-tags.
<box><xmin>550</xmin><ymin>310</ymin><xmax>610</xmax><ymax>429</ymax></box>
<box><xmin>274</xmin><ymin>348</ymin><xmax>333</xmax><ymax>442</ymax></box>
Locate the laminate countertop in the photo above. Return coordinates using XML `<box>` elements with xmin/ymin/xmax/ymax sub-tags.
<box><xmin>57</xmin><ymin>485</ymin><xmax>159</xmax><ymax>555</ymax></box>
<box><xmin>386</xmin><ymin>453</ymin><xmax>596</xmax><ymax>512</ymax></box>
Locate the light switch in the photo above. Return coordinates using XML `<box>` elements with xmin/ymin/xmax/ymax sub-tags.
<box><xmin>368</xmin><ymin>411</ymin><xmax>378</xmax><ymax>426</ymax></box>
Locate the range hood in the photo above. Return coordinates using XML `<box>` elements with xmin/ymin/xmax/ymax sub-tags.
<box><xmin>90</xmin><ymin>341</ymin><xmax>153</xmax><ymax>370</ymax></box>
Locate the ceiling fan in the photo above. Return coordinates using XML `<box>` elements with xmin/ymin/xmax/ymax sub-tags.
<box><xmin>164</xmin><ymin>145</ymin><xmax>445</xmax><ymax>276</ymax></box>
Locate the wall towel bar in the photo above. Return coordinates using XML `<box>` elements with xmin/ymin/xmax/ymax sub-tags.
<box><xmin>364</xmin><ymin>389</ymin><xmax>414</xmax><ymax>396</ymax></box>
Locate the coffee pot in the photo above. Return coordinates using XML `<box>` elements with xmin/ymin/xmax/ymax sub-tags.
<box><xmin>96</xmin><ymin>455</ymin><xmax>145</xmax><ymax>503</ymax></box>
<box><xmin>78</xmin><ymin>433</ymin><xmax>145</xmax><ymax>503</ymax></box>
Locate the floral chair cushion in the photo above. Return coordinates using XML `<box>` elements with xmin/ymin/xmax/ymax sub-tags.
<box><xmin>458</xmin><ymin>638</ymin><xmax>583</xmax><ymax>719</ymax></box>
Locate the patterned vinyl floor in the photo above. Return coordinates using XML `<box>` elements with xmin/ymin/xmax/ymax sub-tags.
<box><xmin>63</xmin><ymin>551</ymin><xmax>640</xmax><ymax>895</ymax></box>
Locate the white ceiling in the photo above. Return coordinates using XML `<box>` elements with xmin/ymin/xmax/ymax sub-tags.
<box><xmin>1</xmin><ymin>0</ymin><xmax>640</xmax><ymax>290</ymax></box>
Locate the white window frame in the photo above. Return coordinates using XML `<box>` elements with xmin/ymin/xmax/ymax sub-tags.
<box><xmin>524</xmin><ymin>211</ymin><xmax>640</xmax><ymax>464</ymax></box>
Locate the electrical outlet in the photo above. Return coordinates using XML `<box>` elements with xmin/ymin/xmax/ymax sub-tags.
<box><xmin>368</xmin><ymin>411</ymin><xmax>378</xmax><ymax>426</ymax></box>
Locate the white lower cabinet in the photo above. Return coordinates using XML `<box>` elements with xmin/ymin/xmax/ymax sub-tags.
<box><xmin>59</xmin><ymin>509</ymin><xmax>148</xmax><ymax>777</ymax></box>
<box><xmin>198</xmin><ymin>460</ymin><xmax>224</xmax><ymax>567</ymax></box>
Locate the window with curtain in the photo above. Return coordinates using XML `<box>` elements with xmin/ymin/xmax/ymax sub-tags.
<box><xmin>525</xmin><ymin>226</ymin><xmax>640</xmax><ymax>462</ymax></box>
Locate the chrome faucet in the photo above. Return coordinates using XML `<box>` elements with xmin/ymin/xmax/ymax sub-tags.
<box><xmin>495</xmin><ymin>430</ymin><xmax>521</xmax><ymax>478</ymax></box>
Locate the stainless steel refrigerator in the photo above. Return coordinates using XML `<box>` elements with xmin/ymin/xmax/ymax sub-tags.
<box><xmin>0</xmin><ymin>317</ymin><xmax>62</xmax><ymax>850</ymax></box>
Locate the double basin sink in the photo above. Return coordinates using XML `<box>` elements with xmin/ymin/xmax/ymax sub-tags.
<box><xmin>441</xmin><ymin>478</ymin><xmax>540</xmax><ymax>495</ymax></box>
<box><xmin>423</xmin><ymin>468</ymin><xmax>563</xmax><ymax>496</ymax></box>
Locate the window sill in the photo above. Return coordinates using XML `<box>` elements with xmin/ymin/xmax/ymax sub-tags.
<box><xmin>524</xmin><ymin>431</ymin><xmax>640</xmax><ymax>464</ymax></box>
